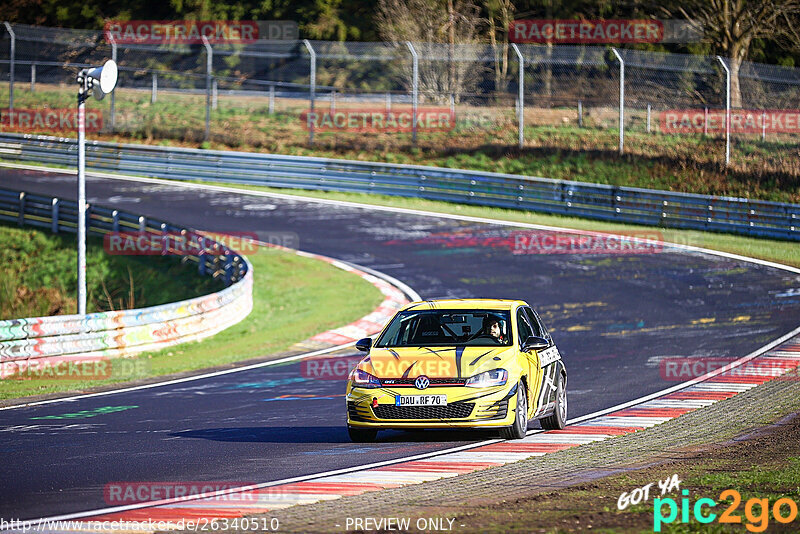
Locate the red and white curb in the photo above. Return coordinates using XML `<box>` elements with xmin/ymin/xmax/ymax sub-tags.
<box><xmin>55</xmin><ymin>335</ymin><xmax>800</xmax><ymax>530</ymax></box>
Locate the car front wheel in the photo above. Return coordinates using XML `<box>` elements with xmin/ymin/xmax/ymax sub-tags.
<box><xmin>500</xmin><ymin>383</ymin><xmax>528</xmax><ymax>440</ymax></box>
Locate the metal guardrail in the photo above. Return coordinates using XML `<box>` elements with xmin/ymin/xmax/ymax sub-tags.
<box><xmin>0</xmin><ymin>186</ymin><xmax>253</xmax><ymax>375</ymax></box>
<box><xmin>0</xmin><ymin>132</ymin><xmax>798</xmax><ymax>241</ymax></box>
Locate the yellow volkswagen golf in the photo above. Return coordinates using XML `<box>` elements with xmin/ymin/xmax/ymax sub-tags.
<box><xmin>346</xmin><ymin>299</ymin><xmax>567</xmax><ymax>442</ymax></box>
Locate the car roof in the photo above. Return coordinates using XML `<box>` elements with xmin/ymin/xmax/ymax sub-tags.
<box><xmin>400</xmin><ymin>299</ymin><xmax>526</xmax><ymax>312</ymax></box>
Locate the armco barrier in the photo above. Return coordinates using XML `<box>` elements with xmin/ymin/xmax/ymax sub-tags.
<box><xmin>0</xmin><ymin>187</ymin><xmax>253</xmax><ymax>376</ymax></box>
<box><xmin>0</xmin><ymin>132</ymin><xmax>797</xmax><ymax>241</ymax></box>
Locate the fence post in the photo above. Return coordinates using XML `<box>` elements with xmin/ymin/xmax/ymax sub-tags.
<box><xmin>716</xmin><ymin>56</ymin><xmax>731</xmax><ymax>167</ymax></box>
<box><xmin>386</xmin><ymin>92</ymin><xmax>391</xmax><ymax>111</ymax></box>
<box><xmin>578</xmin><ymin>100</ymin><xmax>583</xmax><ymax>128</ymax></box>
<box><xmin>704</xmin><ymin>106</ymin><xmax>708</xmax><ymax>135</ymax></box>
<box><xmin>268</xmin><ymin>84</ymin><xmax>275</xmax><ymax>114</ymax></box>
<box><xmin>202</xmin><ymin>36</ymin><xmax>213</xmax><ymax>142</ymax></box>
<box><xmin>331</xmin><ymin>89</ymin><xmax>336</xmax><ymax>112</ymax></box>
<box><xmin>3</xmin><ymin>22</ymin><xmax>14</xmax><ymax>110</ymax></box>
<box><xmin>647</xmin><ymin>104</ymin><xmax>651</xmax><ymax>133</ymax></box>
<box><xmin>511</xmin><ymin>43</ymin><xmax>524</xmax><ymax>149</ymax></box>
<box><xmin>18</xmin><ymin>191</ymin><xmax>24</xmax><ymax>226</ymax></box>
<box><xmin>112</xmin><ymin>209</ymin><xmax>119</xmax><ymax>232</ymax></box>
<box><xmin>160</xmin><ymin>222</ymin><xmax>168</xmax><ymax>256</ymax></box>
<box><xmin>406</xmin><ymin>42</ymin><xmax>418</xmax><ymax>144</ymax></box>
<box><xmin>109</xmin><ymin>35</ymin><xmax>117</xmax><ymax>131</ymax></box>
<box><xmin>198</xmin><ymin>243</ymin><xmax>206</xmax><ymax>276</ymax></box>
<box><xmin>303</xmin><ymin>39</ymin><xmax>316</xmax><ymax>145</ymax></box>
<box><xmin>151</xmin><ymin>72</ymin><xmax>157</xmax><ymax>103</ymax></box>
<box><xmin>30</xmin><ymin>63</ymin><xmax>35</xmax><ymax>92</ymax></box>
<box><xmin>51</xmin><ymin>198</ymin><xmax>59</xmax><ymax>233</ymax></box>
<box><xmin>611</xmin><ymin>48</ymin><xmax>624</xmax><ymax>155</ymax></box>
<box><xmin>761</xmin><ymin>110</ymin><xmax>766</xmax><ymax>141</ymax></box>
<box><xmin>212</xmin><ymin>78</ymin><xmax>218</xmax><ymax>110</ymax></box>
<box><xmin>138</xmin><ymin>215</ymin><xmax>146</xmax><ymax>233</ymax></box>
<box><xmin>225</xmin><ymin>256</ymin><xmax>233</xmax><ymax>285</ymax></box>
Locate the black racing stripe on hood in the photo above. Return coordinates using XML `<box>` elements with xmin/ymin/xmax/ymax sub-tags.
<box><xmin>455</xmin><ymin>346</ymin><xmax>465</xmax><ymax>378</ymax></box>
<box><xmin>401</xmin><ymin>361</ymin><xmax>419</xmax><ymax>378</ymax></box>
<box><xmin>469</xmin><ymin>349</ymin><xmax>494</xmax><ymax>367</ymax></box>
<box><xmin>388</xmin><ymin>349</ymin><xmax>400</xmax><ymax>360</ymax></box>
<box><xmin>420</xmin><ymin>347</ymin><xmax>453</xmax><ymax>358</ymax></box>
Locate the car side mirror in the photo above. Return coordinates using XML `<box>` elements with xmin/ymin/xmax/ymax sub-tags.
<box><xmin>522</xmin><ymin>336</ymin><xmax>549</xmax><ymax>352</ymax></box>
<box><xmin>355</xmin><ymin>337</ymin><xmax>372</xmax><ymax>352</ymax></box>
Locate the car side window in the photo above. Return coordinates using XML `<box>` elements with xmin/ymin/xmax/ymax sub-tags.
<box><xmin>516</xmin><ymin>308</ymin><xmax>534</xmax><ymax>345</ymax></box>
<box><xmin>523</xmin><ymin>307</ymin><xmax>546</xmax><ymax>339</ymax></box>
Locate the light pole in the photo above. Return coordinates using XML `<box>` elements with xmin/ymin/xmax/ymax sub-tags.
<box><xmin>75</xmin><ymin>60</ymin><xmax>117</xmax><ymax>315</ymax></box>
<box><xmin>716</xmin><ymin>56</ymin><xmax>731</xmax><ymax>167</ymax></box>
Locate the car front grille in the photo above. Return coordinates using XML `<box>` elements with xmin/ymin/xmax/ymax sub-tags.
<box><xmin>380</xmin><ymin>377</ymin><xmax>468</xmax><ymax>387</ymax></box>
<box><xmin>372</xmin><ymin>403</ymin><xmax>474</xmax><ymax>420</ymax></box>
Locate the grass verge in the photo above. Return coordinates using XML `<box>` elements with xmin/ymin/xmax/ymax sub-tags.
<box><xmin>0</xmin><ymin>245</ymin><xmax>383</xmax><ymax>400</ymax></box>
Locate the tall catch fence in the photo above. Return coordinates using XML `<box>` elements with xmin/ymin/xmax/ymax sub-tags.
<box><xmin>1</xmin><ymin>23</ymin><xmax>799</xmax><ymax>183</ymax></box>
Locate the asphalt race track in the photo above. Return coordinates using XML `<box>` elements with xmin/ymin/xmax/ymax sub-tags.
<box><xmin>2</xmin><ymin>167</ymin><xmax>799</xmax><ymax>520</ymax></box>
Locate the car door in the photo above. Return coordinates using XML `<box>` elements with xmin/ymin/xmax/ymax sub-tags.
<box><xmin>523</xmin><ymin>306</ymin><xmax>561</xmax><ymax>418</ymax></box>
<box><xmin>515</xmin><ymin>307</ymin><xmax>538</xmax><ymax>414</ymax></box>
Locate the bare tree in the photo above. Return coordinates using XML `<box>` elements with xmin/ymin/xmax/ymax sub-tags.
<box><xmin>485</xmin><ymin>0</ymin><xmax>515</xmax><ymax>95</ymax></box>
<box><xmin>663</xmin><ymin>0</ymin><xmax>800</xmax><ymax>107</ymax></box>
<box><xmin>375</xmin><ymin>0</ymin><xmax>485</xmax><ymax>101</ymax></box>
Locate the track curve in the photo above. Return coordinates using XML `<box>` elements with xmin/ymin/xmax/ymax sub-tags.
<box><xmin>1</xmin><ymin>166</ymin><xmax>799</xmax><ymax>520</ymax></box>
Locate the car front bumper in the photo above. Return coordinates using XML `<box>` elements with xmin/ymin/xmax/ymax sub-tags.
<box><xmin>345</xmin><ymin>382</ymin><xmax>520</xmax><ymax>429</ymax></box>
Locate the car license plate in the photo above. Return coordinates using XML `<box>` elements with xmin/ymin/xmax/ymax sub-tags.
<box><xmin>395</xmin><ymin>395</ymin><xmax>447</xmax><ymax>406</ymax></box>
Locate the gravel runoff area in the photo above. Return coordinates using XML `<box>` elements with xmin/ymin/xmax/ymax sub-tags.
<box><xmin>215</xmin><ymin>368</ymin><xmax>800</xmax><ymax>534</ymax></box>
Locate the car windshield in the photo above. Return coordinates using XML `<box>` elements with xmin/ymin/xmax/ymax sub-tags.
<box><xmin>375</xmin><ymin>309</ymin><xmax>513</xmax><ymax>347</ymax></box>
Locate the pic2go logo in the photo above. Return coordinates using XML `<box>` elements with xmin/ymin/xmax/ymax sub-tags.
<box><xmin>654</xmin><ymin>489</ymin><xmax>799</xmax><ymax>532</ymax></box>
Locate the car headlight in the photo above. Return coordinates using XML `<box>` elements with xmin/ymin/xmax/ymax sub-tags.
<box><xmin>349</xmin><ymin>368</ymin><xmax>381</xmax><ymax>388</ymax></box>
<box><xmin>465</xmin><ymin>369</ymin><xmax>508</xmax><ymax>388</ymax></box>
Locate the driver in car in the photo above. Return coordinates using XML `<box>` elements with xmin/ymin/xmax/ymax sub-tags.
<box><xmin>484</xmin><ymin>317</ymin><xmax>507</xmax><ymax>344</ymax></box>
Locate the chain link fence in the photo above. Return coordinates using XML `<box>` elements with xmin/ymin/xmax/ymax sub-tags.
<box><xmin>1</xmin><ymin>23</ymin><xmax>799</xmax><ymax>191</ymax></box>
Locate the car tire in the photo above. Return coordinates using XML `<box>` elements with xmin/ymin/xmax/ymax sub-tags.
<box><xmin>540</xmin><ymin>373</ymin><xmax>567</xmax><ymax>430</ymax></box>
<box><xmin>500</xmin><ymin>383</ymin><xmax>528</xmax><ymax>440</ymax></box>
<box><xmin>347</xmin><ymin>425</ymin><xmax>378</xmax><ymax>443</ymax></box>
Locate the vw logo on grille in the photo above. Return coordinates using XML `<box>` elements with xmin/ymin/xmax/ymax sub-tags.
<box><xmin>414</xmin><ymin>376</ymin><xmax>430</xmax><ymax>390</ymax></box>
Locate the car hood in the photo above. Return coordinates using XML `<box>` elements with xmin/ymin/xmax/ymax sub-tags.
<box><xmin>357</xmin><ymin>346</ymin><xmax>516</xmax><ymax>379</ymax></box>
